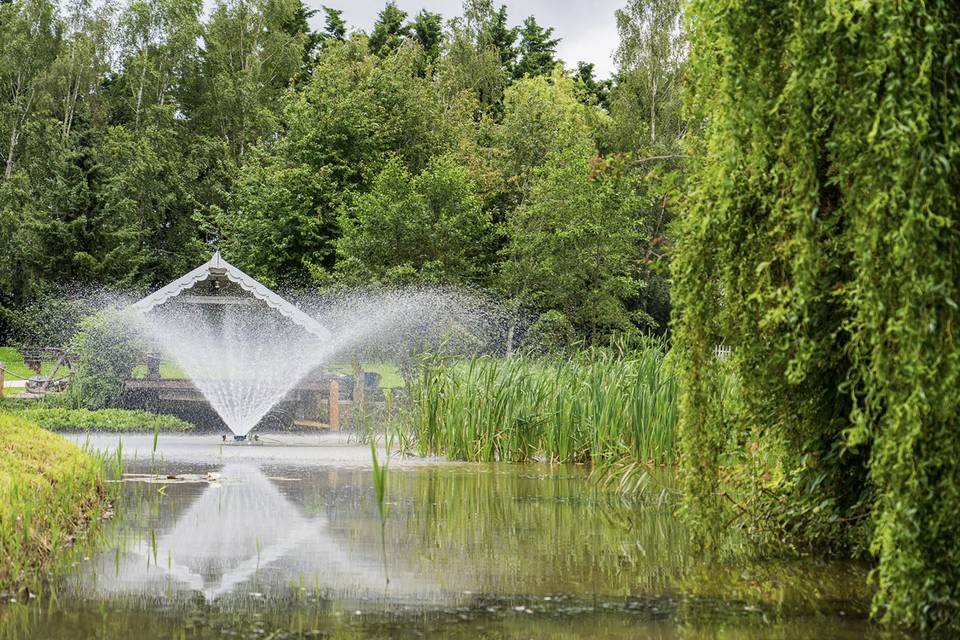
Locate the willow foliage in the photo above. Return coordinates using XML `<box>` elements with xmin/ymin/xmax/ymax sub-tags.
<box><xmin>674</xmin><ymin>0</ymin><xmax>960</xmax><ymax>630</ymax></box>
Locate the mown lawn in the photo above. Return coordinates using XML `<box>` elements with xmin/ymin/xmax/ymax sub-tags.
<box><xmin>130</xmin><ymin>360</ymin><xmax>187</xmax><ymax>379</ymax></box>
<box><xmin>330</xmin><ymin>362</ymin><xmax>404</xmax><ymax>389</ymax></box>
<box><xmin>0</xmin><ymin>346</ymin><xmax>60</xmax><ymax>381</ymax></box>
<box><xmin>4</xmin><ymin>345</ymin><xmax>405</xmax><ymax>390</ymax></box>
<box><xmin>131</xmin><ymin>356</ymin><xmax>405</xmax><ymax>388</ymax></box>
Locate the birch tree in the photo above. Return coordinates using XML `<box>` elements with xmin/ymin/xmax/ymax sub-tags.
<box><xmin>0</xmin><ymin>0</ymin><xmax>60</xmax><ymax>180</ymax></box>
<box><xmin>611</xmin><ymin>0</ymin><xmax>684</xmax><ymax>151</ymax></box>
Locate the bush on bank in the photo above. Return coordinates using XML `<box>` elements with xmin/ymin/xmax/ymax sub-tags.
<box><xmin>68</xmin><ymin>307</ymin><xmax>145</xmax><ymax>411</ymax></box>
<box><xmin>0</xmin><ymin>413</ymin><xmax>106</xmax><ymax>593</ymax></box>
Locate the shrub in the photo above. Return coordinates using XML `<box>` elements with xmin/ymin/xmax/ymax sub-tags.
<box><xmin>3</xmin><ymin>286</ymin><xmax>110</xmax><ymax>348</ymax></box>
<box><xmin>69</xmin><ymin>308</ymin><xmax>144</xmax><ymax>410</ymax></box>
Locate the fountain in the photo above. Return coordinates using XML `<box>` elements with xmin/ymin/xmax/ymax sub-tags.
<box><xmin>129</xmin><ymin>252</ymin><xmax>333</xmax><ymax>439</ymax></box>
<box><xmin>129</xmin><ymin>253</ymin><xmax>511</xmax><ymax>439</ymax></box>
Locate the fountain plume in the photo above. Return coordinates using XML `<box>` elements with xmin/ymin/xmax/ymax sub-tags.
<box><xmin>128</xmin><ymin>255</ymin><xmax>512</xmax><ymax>436</ymax></box>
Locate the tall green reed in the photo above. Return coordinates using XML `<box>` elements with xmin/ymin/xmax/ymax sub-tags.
<box><xmin>370</xmin><ymin>433</ymin><xmax>391</xmax><ymax>585</ymax></box>
<box><xmin>403</xmin><ymin>338</ymin><xmax>680</xmax><ymax>467</ymax></box>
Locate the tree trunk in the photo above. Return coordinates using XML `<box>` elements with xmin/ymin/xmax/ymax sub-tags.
<box><xmin>5</xmin><ymin>72</ymin><xmax>23</xmax><ymax>181</ymax></box>
<box><xmin>4</xmin><ymin>125</ymin><xmax>18</xmax><ymax>181</ymax></box>
<box><xmin>135</xmin><ymin>53</ymin><xmax>147</xmax><ymax>127</ymax></box>
<box><xmin>650</xmin><ymin>75</ymin><xmax>657</xmax><ymax>145</ymax></box>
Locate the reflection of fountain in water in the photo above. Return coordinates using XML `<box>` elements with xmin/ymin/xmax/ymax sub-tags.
<box><xmin>80</xmin><ymin>464</ymin><xmax>453</xmax><ymax>603</ymax></box>
<box><xmin>130</xmin><ymin>254</ymin><xmax>512</xmax><ymax>437</ymax></box>
<box><xmin>129</xmin><ymin>464</ymin><xmax>318</xmax><ymax>600</ymax></box>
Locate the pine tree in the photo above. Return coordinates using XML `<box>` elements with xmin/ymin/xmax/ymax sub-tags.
<box><xmin>368</xmin><ymin>2</ymin><xmax>409</xmax><ymax>57</ymax></box>
<box><xmin>410</xmin><ymin>10</ymin><xmax>443</xmax><ymax>66</ymax></box>
<box><xmin>321</xmin><ymin>6</ymin><xmax>346</xmax><ymax>42</ymax></box>
<box><xmin>483</xmin><ymin>5</ymin><xmax>517</xmax><ymax>73</ymax></box>
<box><xmin>513</xmin><ymin>16</ymin><xmax>558</xmax><ymax>79</ymax></box>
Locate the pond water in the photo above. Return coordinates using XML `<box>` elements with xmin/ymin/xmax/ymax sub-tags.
<box><xmin>2</xmin><ymin>434</ymin><xmax>910</xmax><ymax>639</ymax></box>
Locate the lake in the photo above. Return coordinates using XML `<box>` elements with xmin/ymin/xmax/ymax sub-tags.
<box><xmin>0</xmin><ymin>434</ymin><xmax>904</xmax><ymax>639</ymax></box>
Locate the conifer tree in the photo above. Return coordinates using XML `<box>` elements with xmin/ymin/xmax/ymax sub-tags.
<box><xmin>513</xmin><ymin>16</ymin><xmax>559</xmax><ymax>79</ymax></box>
<box><xmin>368</xmin><ymin>2</ymin><xmax>409</xmax><ymax>57</ymax></box>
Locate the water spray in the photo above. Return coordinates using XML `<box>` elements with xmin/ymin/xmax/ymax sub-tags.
<box><xmin>125</xmin><ymin>253</ymin><xmax>513</xmax><ymax>441</ymax></box>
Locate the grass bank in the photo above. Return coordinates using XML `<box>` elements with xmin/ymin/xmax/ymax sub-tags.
<box><xmin>0</xmin><ymin>413</ymin><xmax>106</xmax><ymax>593</ymax></box>
<box><xmin>403</xmin><ymin>342</ymin><xmax>678</xmax><ymax>465</ymax></box>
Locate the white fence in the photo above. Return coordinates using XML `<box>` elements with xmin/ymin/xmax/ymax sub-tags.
<box><xmin>713</xmin><ymin>345</ymin><xmax>733</xmax><ymax>360</ymax></box>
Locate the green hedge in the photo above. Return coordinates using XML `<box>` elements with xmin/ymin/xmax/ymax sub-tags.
<box><xmin>10</xmin><ymin>407</ymin><xmax>193</xmax><ymax>433</ymax></box>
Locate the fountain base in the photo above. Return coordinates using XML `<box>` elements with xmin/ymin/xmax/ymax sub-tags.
<box><xmin>221</xmin><ymin>434</ymin><xmax>262</xmax><ymax>445</ymax></box>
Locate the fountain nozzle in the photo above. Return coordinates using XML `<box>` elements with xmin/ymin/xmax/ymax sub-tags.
<box><xmin>233</xmin><ymin>434</ymin><xmax>247</xmax><ymax>442</ymax></box>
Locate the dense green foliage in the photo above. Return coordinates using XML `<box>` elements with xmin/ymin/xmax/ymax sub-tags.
<box><xmin>4</xmin><ymin>0</ymin><xmax>957</xmax><ymax>630</ymax></box>
<box><xmin>0</xmin><ymin>0</ymin><xmax>679</xmax><ymax>345</ymax></box>
<box><xmin>0</xmin><ymin>412</ymin><xmax>105</xmax><ymax>592</ymax></box>
<box><xmin>8</xmin><ymin>407</ymin><xmax>192</xmax><ymax>432</ymax></box>
<box><xmin>403</xmin><ymin>343</ymin><xmax>678</xmax><ymax>466</ymax></box>
<box><xmin>337</xmin><ymin>155</ymin><xmax>492</xmax><ymax>285</ymax></box>
<box><xmin>674</xmin><ymin>0</ymin><xmax>960</xmax><ymax>630</ymax></box>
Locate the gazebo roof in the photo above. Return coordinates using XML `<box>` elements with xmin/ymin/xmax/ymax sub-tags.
<box><xmin>128</xmin><ymin>252</ymin><xmax>332</xmax><ymax>342</ymax></box>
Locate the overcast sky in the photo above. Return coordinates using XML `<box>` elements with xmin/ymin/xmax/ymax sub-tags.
<box><xmin>311</xmin><ymin>1</ymin><xmax>625</xmax><ymax>79</ymax></box>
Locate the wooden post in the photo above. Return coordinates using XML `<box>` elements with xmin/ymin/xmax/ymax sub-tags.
<box><xmin>353</xmin><ymin>361</ymin><xmax>365</xmax><ymax>424</ymax></box>
<box><xmin>146</xmin><ymin>352</ymin><xmax>161</xmax><ymax>380</ymax></box>
<box><xmin>328</xmin><ymin>379</ymin><xmax>340</xmax><ymax>431</ymax></box>
<box><xmin>0</xmin><ymin>362</ymin><xmax>5</xmax><ymax>399</ymax></box>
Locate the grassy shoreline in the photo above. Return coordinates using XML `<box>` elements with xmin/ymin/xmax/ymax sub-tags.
<box><xmin>0</xmin><ymin>413</ymin><xmax>107</xmax><ymax>594</ymax></box>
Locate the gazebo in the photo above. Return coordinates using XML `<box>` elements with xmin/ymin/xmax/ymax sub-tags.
<box><xmin>129</xmin><ymin>251</ymin><xmax>331</xmax><ymax>342</ymax></box>
<box><xmin>126</xmin><ymin>252</ymin><xmax>350</xmax><ymax>434</ymax></box>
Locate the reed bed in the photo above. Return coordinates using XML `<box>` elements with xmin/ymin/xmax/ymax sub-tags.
<box><xmin>403</xmin><ymin>340</ymin><xmax>679</xmax><ymax>465</ymax></box>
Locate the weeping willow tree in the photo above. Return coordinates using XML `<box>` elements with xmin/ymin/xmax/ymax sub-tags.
<box><xmin>673</xmin><ymin>0</ymin><xmax>960</xmax><ymax>630</ymax></box>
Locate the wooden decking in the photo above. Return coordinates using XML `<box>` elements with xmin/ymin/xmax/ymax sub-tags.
<box><xmin>125</xmin><ymin>377</ymin><xmax>347</xmax><ymax>430</ymax></box>
<box><xmin>124</xmin><ymin>378</ymin><xmax>339</xmax><ymax>393</ymax></box>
